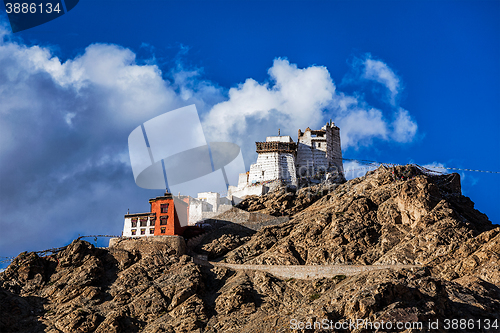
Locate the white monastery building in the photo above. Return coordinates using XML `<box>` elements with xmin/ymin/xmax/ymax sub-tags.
<box><xmin>228</xmin><ymin>121</ymin><xmax>344</xmax><ymax>200</ymax></box>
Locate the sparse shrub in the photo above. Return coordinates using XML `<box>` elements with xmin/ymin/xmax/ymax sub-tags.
<box><xmin>309</xmin><ymin>293</ymin><xmax>320</xmax><ymax>300</ymax></box>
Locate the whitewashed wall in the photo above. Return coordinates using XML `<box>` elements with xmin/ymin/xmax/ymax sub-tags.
<box><xmin>248</xmin><ymin>152</ymin><xmax>297</xmax><ymax>185</ymax></box>
<box><xmin>297</xmin><ymin>123</ymin><xmax>343</xmax><ymax>176</ymax></box>
<box><xmin>122</xmin><ymin>214</ymin><xmax>155</xmax><ymax>237</ymax></box>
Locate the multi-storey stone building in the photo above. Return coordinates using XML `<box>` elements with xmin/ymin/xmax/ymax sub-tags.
<box><xmin>296</xmin><ymin>121</ymin><xmax>343</xmax><ymax>177</ymax></box>
<box><xmin>248</xmin><ymin>135</ymin><xmax>298</xmax><ymax>186</ymax></box>
<box><xmin>228</xmin><ymin>121</ymin><xmax>343</xmax><ymax>201</ymax></box>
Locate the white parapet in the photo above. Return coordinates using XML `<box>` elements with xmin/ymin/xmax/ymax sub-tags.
<box><xmin>266</xmin><ymin>135</ymin><xmax>294</xmax><ymax>143</ymax></box>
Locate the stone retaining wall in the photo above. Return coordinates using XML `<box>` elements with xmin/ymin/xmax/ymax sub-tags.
<box><xmin>108</xmin><ymin>236</ymin><xmax>186</xmax><ymax>256</ymax></box>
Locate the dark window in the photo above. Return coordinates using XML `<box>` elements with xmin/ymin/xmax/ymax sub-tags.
<box><xmin>131</xmin><ymin>229</ymin><xmax>136</xmax><ymax>235</ymax></box>
<box><xmin>161</xmin><ymin>203</ymin><xmax>169</xmax><ymax>213</ymax></box>
<box><xmin>140</xmin><ymin>218</ymin><xmax>147</xmax><ymax>227</ymax></box>
<box><xmin>160</xmin><ymin>216</ymin><xmax>168</xmax><ymax>225</ymax></box>
<box><xmin>140</xmin><ymin>229</ymin><xmax>145</xmax><ymax>235</ymax></box>
<box><xmin>150</xmin><ymin>218</ymin><xmax>155</xmax><ymax>226</ymax></box>
<box><xmin>131</xmin><ymin>220</ymin><xmax>137</xmax><ymax>228</ymax></box>
<box><xmin>317</xmin><ymin>142</ymin><xmax>321</xmax><ymax>147</ymax></box>
<box><xmin>160</xmin><ymin>227</ymin><xmax>166</xmax><ymax>234</ymax></box>
<box><xmin>149</xmin><ymin>228</ymin><xmax>155</xmax><ymax>234</ymax></box>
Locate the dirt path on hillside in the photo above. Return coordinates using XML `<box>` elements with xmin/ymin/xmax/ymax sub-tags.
<box><xmin>193</xmin><ymin>257</ymin><xmax>420</xmax><ymax>280</ymax></box>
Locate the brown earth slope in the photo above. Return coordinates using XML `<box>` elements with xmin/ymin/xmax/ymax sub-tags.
<box><xmin>1</xmin><ymin>165</ymin><xmax>499</xmax><ymax>332</ymax></box>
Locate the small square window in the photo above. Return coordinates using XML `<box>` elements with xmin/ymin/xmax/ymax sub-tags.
<box><xmin>140</xmin><ymin>218</ymin><xmax>147</xmax><ymax>227</ymax></box>
<box><xmin>317</xmin><ymin>142</ymin><xmax>321</xmax><ymax>147</ymax></box>
<box><xmin>160</xmin><ymin>216</ymin><xmax>168</xmax><ymax>225</ymax></box>
<box><xmin>131</xmin><ymin>221</ymin><xmax>137</xmax><ymax>228</ymax></box>
<box><xmin>161</xmin><ymin>204</ymin><xmax>169</xmax><ymax>213</ymax></box>
<box><xmin>160</xmin><ymin>227</ymin><xmax>166</xmax><ymax>234</ymax></box>
<box><xmin>131</xmin><ymin>229</ymin><xmax>136</xmax><ymax>236</ymax></box>
<box><xmin>150</xmin><ymin>218</ymin><xmax>155</xmax><ymax>226</ymax></box>
<box><xmin>140</xmin><ymin>229</ymin><xmax>145</xmax><ymax>235</ymax></box>
<box><xmin>149</xmin><ymin>228</ymin><xmax>155</xmax><ymax>234</ymax></box>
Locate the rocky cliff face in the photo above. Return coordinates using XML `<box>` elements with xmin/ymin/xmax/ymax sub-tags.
<box><xmin>1</xmin><ymin>165</ymin><xmax>499</xmax><ymax>332</ymax></box>
<box><xmin>229</xmin><ymin>166</ymin><xmax>494</xmax><ymax>268</ymax></box>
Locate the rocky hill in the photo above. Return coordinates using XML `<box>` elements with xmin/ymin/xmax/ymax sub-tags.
<box><xmin>1</xmin><ymin>165</ymin><xmax>499</xmax><ymax>332</ymax></box>
<box><xmin>226</xmin><ymin>165</ymin><xmax>495</xmax><ymax>267</ymax></box>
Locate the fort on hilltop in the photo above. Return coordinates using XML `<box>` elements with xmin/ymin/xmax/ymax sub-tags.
<box><xmin>228</xmin><ymin>121</ymin><xmax>345</xmax><ymax>200</ymax></box>
<box><xmin>120</xmin><ymin>121</ymin><xmax>345</xmax><ymax>238</ymax></box>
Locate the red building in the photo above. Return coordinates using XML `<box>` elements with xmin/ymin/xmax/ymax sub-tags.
<box><xmin>123</xmin><ymin>191</ymin><xmax>188</xmax><ymax>238</ymax></box>
<box><xmin>149</xmin><ymin>191</ymin><xmax>189</xmax><ymax>236</ymax></box>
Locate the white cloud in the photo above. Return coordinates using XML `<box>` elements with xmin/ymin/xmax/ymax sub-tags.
<box><xmin>203</xmin><ymin>56</ymin><xmax>417</xmax><ymax>152</ymax></box>
<box><xmin>335</xmin><ymin>107</ymin><xmax>388</xmax><ymax>147</ymax></box>
<box><xmin>0</xmin><ymin>22</ymin><xmax>8</xmax><ymax>40</ymax></box>
<box><xmin>202</xmin><ymin>58</ymin><xmax>334</xmax><ymax>144</ymax></box>
<box><xmin>391</xmin><ymin>108</ymin><xmax>418</xmax><ymax>142</ymax></box>
<box><xmin>333</xmin><ymin>54</ymin><xmax>417</xmax><ymax>147</ymax></box>
<box><xmin>363</xmin><ymin>56</ymin><xmax>401</xmax><ymax>105</ymax></box>
<box><xmin>0</xmin><ymin>32</ymin><xmax>224</xmax><ymax>258</ymax></box>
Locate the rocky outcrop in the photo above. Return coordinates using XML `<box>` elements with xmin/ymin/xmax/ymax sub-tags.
<box><xmin>191</xmin><ymin>208</ymin><xmax>288</xmax><ymax>260</ymax></box>
<box><xmin>432</xmin><ymin>227</ymin><xmax>500</xmax><ymax>286</ymax></box>
<box><xmin>225</xmin><ymin>166</ymin><xmax>494</xmax><ymax>269</ymax></box>
<box><xmin>1</xmin><ymin>165</ymin><xmax>499</xmax><ymax>332</ymax></box>
<box><xmin>1</xmin><ymin>240</ymin><xmax>206</xmax><ymax>332</ymax></box>
<box><xmin>236</xmin><ymin>183</ymin><xmax>337</xmax><ymax>217</ymax></box>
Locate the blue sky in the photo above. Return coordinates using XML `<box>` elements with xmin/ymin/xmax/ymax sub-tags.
<box><xmin>0</xmin><ymin>0</ymin><xmax>499</xmax><ymax>264</ymax></box>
